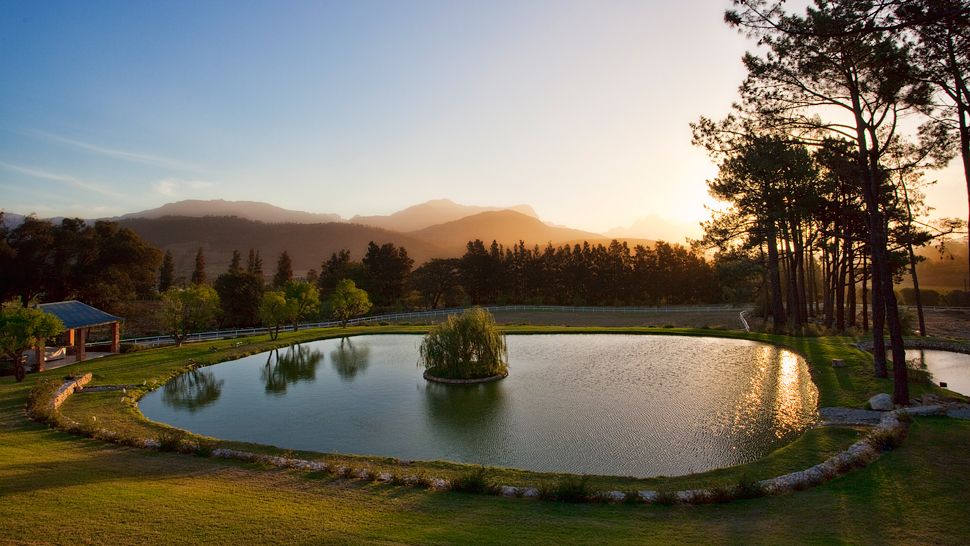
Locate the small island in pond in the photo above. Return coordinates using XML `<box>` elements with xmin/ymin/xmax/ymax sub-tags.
<box><xmin>420</xmin><ymin>307</ymin><xmax>509</xmax><ymax>383</ymax></box>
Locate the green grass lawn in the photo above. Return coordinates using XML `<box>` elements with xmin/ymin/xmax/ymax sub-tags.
<box><xmin>2</xmin><ymin>325</ymin><xmax>968</xmax><ymax>544</ymax></box>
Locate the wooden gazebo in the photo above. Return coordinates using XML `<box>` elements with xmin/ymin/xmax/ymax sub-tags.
<box><xmin>36</xmin><ymin>300</ymin><xmax>122</xmax><ymax>369</ymax></box>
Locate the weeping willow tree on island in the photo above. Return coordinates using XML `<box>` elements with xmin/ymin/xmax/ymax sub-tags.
<box><xmin>420</xmin><ymin>307</ymin><xmax>508</xmax><ymax>380</ymax></box>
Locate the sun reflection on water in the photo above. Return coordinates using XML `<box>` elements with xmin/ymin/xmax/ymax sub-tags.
<box><xmin>772</xmin><ymin>350</ymin><xmax>817</xmax><ymax>437</ymax></box>
<box><xmin>728</xmin><ymin>346</ymin><xmax>818</xmax><ymax>441</ymax></box>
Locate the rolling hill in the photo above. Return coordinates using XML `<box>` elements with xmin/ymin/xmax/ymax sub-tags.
<box><xmin>121</xmin><ymin>199</ymin><xmax>342</xmax><ymax>224</ymax></box>
<box><xmin>408</xmin><ymin>210</ymin><xmax>604</xmax><ymax>254</ymax></box>
<box><xmin>350</xmin><ymin>199</ymin><xmax>538</xmax><ymax>232</ymax></box>
<box><xmin>119</xmin><ymin>216</ymin><xmax>446</xmax><ymax>277</ymax></box>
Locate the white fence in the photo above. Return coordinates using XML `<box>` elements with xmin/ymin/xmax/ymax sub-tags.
<box><xmin>119</xmin><ymin>304</ymin><xmax>756</xmax><ymax>347</ymax></box>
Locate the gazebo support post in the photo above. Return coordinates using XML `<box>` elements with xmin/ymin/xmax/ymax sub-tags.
<box><xmin>75</xmin><ymin>328</ymin><xmax>87</xmax><ymax>362</ymax></box>
<box><xmin>34</xmin><ymin>345</ymin><xmax>44</xmax><ymax>373</ymax></box>
<box><xmin>111</xmin><ymin>322</ymin><xmax>121</xmax><ymax>353</ymax></box>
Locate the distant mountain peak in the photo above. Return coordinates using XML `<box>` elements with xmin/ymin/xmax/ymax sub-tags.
<box><xmin>121</xmin><ymin>199</ymin><xmax>343</xmax><ymax>224</ymax></box>
<box><xmin>350</xmin><ymin>199</ymin><xmax>540</xmax><ymax>233</ymax></box>
<box><xmin>409</xmin><ymin>209</ymin><xmax>603</xmax><ymax>253</ymax></box>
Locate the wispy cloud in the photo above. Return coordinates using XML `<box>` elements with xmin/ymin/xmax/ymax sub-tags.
<box><xmin>152</xmin><ymin>177</ymin><xmax>215</xmax><ymax>196</ymax></box>
<box><xmin>25</xmin><ymin>129</ymin><xmax>203</xmax><ymax>172</ymax></box>
<box><xmin>0</xmin><ymin>161</ymin><xmax>127</xmax><ymax>199</ymax></box>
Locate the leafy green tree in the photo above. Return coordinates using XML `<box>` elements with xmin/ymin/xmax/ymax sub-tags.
<box><xmin>0</xmin><ymin>301</ymin><xmax>64</xmax><ymax>381</ymax></box>
<box><xmin>283</xmin><ymin>280</ymin><xmax>319</xmax><ymax>330</ymax></box>
<box><xmin>191</xmin><ymin>248</ymin><xmax>207</xmax><ymax>286</ymax></box>
<box><xmin>273</xmin><ymin>251</ymin><xmax>293</xmax><ymax>288</ymax></box>
<box><xmin>259</xmin><ymin>291</ymin><xmax>294</xmax><ymax>340</ymax></box>
<box><xmin>328</xmin><ymin>279</ymin><xmax>372</xmax><ymax>327</ymax></box>
<box><xmin>159</xmin><ymin>251</ymin><xmax>176</xmax><ymax>293</ymax></box>
<box><xmin>160</xmin><ymin>285</ymin><xmax>220</xmax><ymax>346</ymax></box>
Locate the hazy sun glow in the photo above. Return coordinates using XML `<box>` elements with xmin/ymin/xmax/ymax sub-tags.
<box><xmin>0</xmin><ymin>0</ymin><xmax>965</xmax><ymax>239</ymax></box>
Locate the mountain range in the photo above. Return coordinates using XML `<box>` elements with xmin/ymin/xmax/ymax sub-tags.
<box><xmin>120</xmin><ymin>197</ymin><xmax>540</xmax><ymax>233</ymax></box>
<box><xmin>3</xmin><ymin>198</ymin><xmax>684</xmax><ymax>275</ymax></box>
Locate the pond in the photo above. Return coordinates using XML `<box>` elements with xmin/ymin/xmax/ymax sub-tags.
<box><xmin>905</xmin><ymin>349</ymin><xmax>970</xmax><ymax>397</ymax></box>
<box><xmin>139</xmin><ymin>334</ymin><xmax>819</xmax><ymax>477</ymax></box>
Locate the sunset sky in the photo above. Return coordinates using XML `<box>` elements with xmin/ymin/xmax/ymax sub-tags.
<box><xmin>1</xmin><ymin>0</ymin><xmax>966</xmax><ymax>236</ymax></box>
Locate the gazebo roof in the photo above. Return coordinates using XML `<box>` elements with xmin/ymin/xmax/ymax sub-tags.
<box><xmin>37</xmin><ymin>300</ymin><xmax>123</xmax><ymax>330</ymax></box>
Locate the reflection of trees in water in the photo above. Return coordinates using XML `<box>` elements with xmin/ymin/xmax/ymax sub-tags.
<box><xmin>261</xmin><ymin>344</ymin><xmax>324</xmax><ymax>394</ymax></box>
<box><xmin>162</xmin><ymin>370</ymin><xmax>224</xmax><ymax>412</ymax></box>
<box><xmin>421</xmin><ymin>380</ymin><xmax>507</xmax><ymax>441</ymax></box>
<box><xmin>329</xmin><ymin>337</ymin><xmax>370</xmax><ymax>381</ymax></box>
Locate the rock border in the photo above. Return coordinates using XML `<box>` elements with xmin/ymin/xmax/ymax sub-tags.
<box><xmin>38</xmin><ymin>374</ymin><xmax>968</xmax><ymax>505</ymax></box>
<box><xmin>422</xmin><ymin>369</ymin><xmax>508</xmax><ymax>384</ymax></box>
<box><xmin>49</xmin><ymin>373</ymin><xmax>92</xmax><ymax>412</ymax></box>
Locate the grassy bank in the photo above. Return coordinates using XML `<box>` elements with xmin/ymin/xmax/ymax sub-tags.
<box><xmin>2</xmin><ymin>325</ymin><xmax>967</xmax><ymax>543</ymax></box>
<box><xmin>39</xmin><ymin>325</ymin><xmax>958</xmax><ymax>491</ymax></box>
<box><xmin>2</xmin><ymin>383</ymin><xmax>968</xmax><ymax>544</ymax></box>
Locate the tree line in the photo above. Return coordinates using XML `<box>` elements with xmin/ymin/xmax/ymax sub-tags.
<box><xmin>0</xmin><ymin>214</ymin><xmax>161</xmax><ymax>312</ymax></box>
<box><xmin>183</xmin><ymin>238</ymin><xmax>721</xmax><ymax>333</ymax></box>
<box><xmin>696</xmin><ymin>0</ymin><xmax>969</xmax><ymax>404</ymax></box>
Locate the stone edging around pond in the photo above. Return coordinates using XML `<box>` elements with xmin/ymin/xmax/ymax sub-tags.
<box><xmin>422</xmin><ymin>369</ymin><xmax>509</xmax><ymax>384</ymax></box>
<box><xmin>39</xmin><ymin>375</ymin><xmax>965</xmax><ymax>505</ymax></box>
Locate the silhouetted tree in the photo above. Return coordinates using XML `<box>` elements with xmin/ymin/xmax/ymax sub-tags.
<box><xmin>317</xmin><ymin>249</ymin><xmax>365</xmax><ymax>295</ymax></box>
<box><xmin>191</xmin><ymin>248</ymin><xmax>207</xmax><ymax>286</ymax></box>
<box><xmin>246</xmin><ymin>248</ymin><xmax>264</xmax><ymax>277</ymax></box>
<box><xmin>214</xmin><ymin>266</ymin><xmax>265</xmax><ymax>328</ymax></box>
<box><xmin>228</xmin><ymin>249</ymin><xmax>242</xmax><ymax>273</ymax></box>
<box><xmin>273</xmin><ymin>251</ymin><xmax>293</xmax><ymax>288</ymax></box>
<box><xmin>411</xmin><ymin>258</ymin><xmax>461</xmax><ymax>309</ymax></box>
<box><xmin>159</xmin><ymin>251</ymin><xmax>176</xmax><ymax>293</ymax></box>
<box><xmin>361</xmin><ymin>242</ymin><xmax>413</xmax><ymax>307</ymax></box>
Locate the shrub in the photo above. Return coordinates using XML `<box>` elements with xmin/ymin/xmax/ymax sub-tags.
<box><xmin>697</xmin><ymin>486</ymin><xmax>733</xmax><ymax>504</ymax></box>
<box><xmin>868</xmin><ymin>426</ymin><xmax>907</xmax><ymax>452</ymax></box>
<box><xmin>450</xmin><ymin>467</ymin><xmax>493</xmax><ymax>494</ymax></box>
<box><xmin>194</xmin><ymin>440</ymin><xmax>215</xmax><ymax>457</ymax></box>
<box><xmin>735</xmin><ymin>474</ymin><xmax>766</xmax><ymax>499</ymax></box>
<box><xmin>420</xmin><ymin>307</ymin><xmax>508</xmax><ymax>380</ymax></box>
<box><xmin>157</xmin><ymin>429</ymin><xmax>186</xmax><ymax>452</ymax></box>
<box><xmin>25</xmin><ymin>378</ymin><xmax>61</xmax><ymax>422</ymax></box>
<box><xmin>119</xmin><ymin>343</ymin><xmax>144</xmax><ymax>354</ymax></box>
<box><xmin>653</xmin><ymin>490</ymin><xmax>678</xmax><ymax>505</ymax></box>
<box><xmin>554</xmin><ymin>475</ymin><xmax>590</xmax><ymax>503</ymax></box>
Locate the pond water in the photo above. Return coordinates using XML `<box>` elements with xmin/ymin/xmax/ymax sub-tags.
<box><xmin>905</xmin><ymin>349</ymin><xmax>970</xmax><ymax>396</ymax></box>
<box><xmin>139</xmin><ymin>334</ymin><xmax>819</xmax><ymax>477</ymax></box>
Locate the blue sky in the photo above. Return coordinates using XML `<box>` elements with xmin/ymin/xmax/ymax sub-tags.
<box><xmin>1</xmin><ymin>0</ymin><xmax>965</xmax><ymax>235</ymax></box>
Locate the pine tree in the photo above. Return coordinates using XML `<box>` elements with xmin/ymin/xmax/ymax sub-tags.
<box><xmin>229</xmin><ymin>249</ymin><xmax>242</xmax><ymax>273</ymax></box>
<box><xmin>159</xmin><ymin>250</ymin><xmax>175</xmax><ymax>292</ymax></box>
<box><xmin>191</xmin><ymin>247</ymin><xmax>207</xmax><ymax>286</ymax></box>
<box><xmin>273</xmin><ymin>250</ymin><xmax>293</xmax><ymax>288</ymax></box>
<box><xmin>247</xmin><ymin>248</ymin><xmax>264</xmax><ymax>277</ymax></box>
